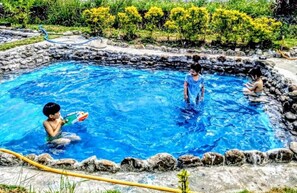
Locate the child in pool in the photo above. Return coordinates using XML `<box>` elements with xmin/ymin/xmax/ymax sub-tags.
<box><xmin>184</xmin><ymin>63</ymin><xmax>205</xmax><ymax>105</ymax></box>
<box><xmin>43</xmin><ymin>102</ymin><xmax>80</xmax><ymax>146</ymax></box>
<box><xmin>243</xmin><ymin>67</ymin><xmax>264</xmax><ymax>96</ymax></box>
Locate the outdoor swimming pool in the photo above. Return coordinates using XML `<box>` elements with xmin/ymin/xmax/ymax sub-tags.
<box><xmin>0</xmin><ymin>61</ymin><xmax>291</xmax><ymax>162</ymax></box>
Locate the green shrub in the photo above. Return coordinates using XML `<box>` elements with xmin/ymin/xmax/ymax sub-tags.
<box><xmin>183</xmin><ymin>6</ymin><xmax>209</xmax><ymax>41</ymax></box>
<box><xmin>167</xmin><ymin>7</ymin><xmax>186</xmax><ymax>40</ymax></box>
<box><xmin>164</xmin><ymin>20</ymin><xmax>178</xmax><ymax>40</ymax></box>
<box><xmin>118</xmin><ymin>6</ymin><xmax>142</xmax><ymax>40</ymax></box>
<box><xmin>83</xmin><ymin>7</ymin><xmax>115</xmax><ymax>36</ymax></box>
<box><xmin>249</xmin><ymin>17</ymin><xmax>282</xmax><ymax>46</ymax></box>
<box><xmin>225</xmin><ymin>0</ymin><xmax>273</xmax><ymax>17</ymax></box>
<box><xmin>2</xmin><ymin>0</ymin><xmax>35</xmax><ymax>28</ymax></box>
<box><xmin>144</xmin><ymin>6</ymin><xmax>164</xmax><ymax>37</ymax></box>
<box><xmin>211</xmin><ymin>9</ymin><xmax>253</xmax><ymax>45</ymax></box>
<box><xmin>46</xmin><ymin>0</ymin><xmax>85</xmax><ymax>26</ymax></box>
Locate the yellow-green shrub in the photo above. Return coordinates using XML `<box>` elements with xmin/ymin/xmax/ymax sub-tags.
<box><xmin>118</xmin><ymin>6</ymin><xmax>142</xmax><ymax>40</ymax></box>
<box><xmin>83</xmin><ymin>7</ymin><xmax>115</xmax><ymax>36</ymax></box>
<box><xmin>183</xmin><ymin>6</ymin><xmax>209</xmax><ymax>41</ymax></box>
<box><xmin>164</xmin><ymin>20</ymin><xmax>178</xmax><ymax>40</ymax></box>
<box><xmin>166</xmin><ymin>7</ymin><xmax>187</xmax><ymax>39</ymax></box>
<box><xmin>211</xmin><ymin>9</ymin><xmax>253</xmax><ymax>44</ymax></box>
<box><xmin>249</xmin><ymin>17</ymin><xmax>282</xmax><ymax>45</ymax></box>
<box><xmin>144</xmin><ymin>6</ymin><xmax>164</xmax><ymax>37</ymax></box>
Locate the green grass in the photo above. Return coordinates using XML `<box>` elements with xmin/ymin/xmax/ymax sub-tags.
<box><xmin>0</xmin><ymin>184</ymin><xmax>27</xmax><ymax>193</ymax></box>
<box><xmin>0</xmin><ymin>35</ymin><xmax>60</xmax><ymax>51</ymax></box>
<box><xmin>27</xmin><ymin>24</ymin><xmax>89</xmax><ymax>34</ymax></box>
<box><xmin>278</xmin><ymin>38</ymin><xmax>297</xmax><ymax>50</ymax></box>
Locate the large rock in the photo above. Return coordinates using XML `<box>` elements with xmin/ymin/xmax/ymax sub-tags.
<box><xmin>51</xmin><ymin>159</ymin><xmax>77</xmax><ymax>170</ymax></box>
<box><xmin>267</xmin><ymin>148</ymin><xmax>293</xmax><ymax>163</ymax></box>
<box><xmin>79</xmin><ymin>156</ymin><xmax>97</xmax><ymax>172</ymax></box>
<box><xmin>243</xmin><ymin>150</ymin><xmax>268</xmax><ymax>165</ymax></box>
<box><xmin>225</xmin><ymin>149</ymin><xmax>245</xmax><ymax>166</ymax></box>
<box><xmin>147</xmin><ymin>153</ymin><xmax>177</xmax><ymax>171</ymax></box>
<box><xmin>285</xmin><ymin>112</ymin><xmax>297</xmax><ymax>122</ymax></box>
<box><xmin>120</xmin><ymin>157</ymin><xmax>148</xmax><ymax>172</ymax></box>
<box><xmin>95</xmin><ymin>159</ymin><xmax>120</xmax><ymax>173</ymax></box>
<box><xmin>0</xmin><ymin>152</ymin><xmax>22</xmax><ymax>166</ymax></box>
<box><xmin>201</xmin><ymin>152</ymin><xmax>224</xmax><ymax>166</ymax></box>
<box><xmin>177</xmin><ymin>154</ymin><xmax>202</xmax><ymax>168</ymax></box>
<box><xmin>36</xmin><ymin>153</ymin><xmax>53</xmax><ymax>165</ymax></box>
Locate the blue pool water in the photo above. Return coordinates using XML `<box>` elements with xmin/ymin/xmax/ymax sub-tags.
<box><xmin>0</xmin><ymin>61</ymin><xmax>290</xmax><ymax>162</ymax></box>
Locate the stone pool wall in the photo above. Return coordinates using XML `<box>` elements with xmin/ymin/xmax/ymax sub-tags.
<box><xmin>0</xmin><ymin>43</ymin><xmax>297</xmax><ymax>172</ymax></box>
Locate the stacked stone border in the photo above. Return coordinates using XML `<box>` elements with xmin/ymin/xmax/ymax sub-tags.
<box><xmin>0</xmin><ymin>42</ymin><xmax>297</xmax><ymax>172</ymax></box>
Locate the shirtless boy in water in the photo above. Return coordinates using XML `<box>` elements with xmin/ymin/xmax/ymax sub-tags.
<box><xmin>43</xmin><ymin>102</ymin><xmax>80</xmax><ymax>146</ymax></box>
<box><xmin>243</xmin><ymin>67</ymin><xmax>264</xmax><ymax>96</ymax></box>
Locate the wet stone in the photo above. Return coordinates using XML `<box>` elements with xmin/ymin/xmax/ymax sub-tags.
<box><xmin>177</xmin><ymin>154</ymin><xmax>203</xmax><ymax>168</ymax></box>
<box><xmin>36</xmin><ymin>153</ymin><xmax>53</xmax><ymax>165</ymax></box>
<box><xmin>95</xmin><ymin>159</ymin><xmax>120</xmax><ymax>173</ymax></box>
<box><xmin>225</xmin><ymin>149</ymin><xmax>245</xmax><ymax>166</ymax></box>
<box><xmin>293</xmin><ymin>121</ymin><xmax>297</xmax><ymax>130</ymax></box>
<box><xmin>285</xmin><ymin>112</ymin><xmax>297</xmax><ymax>122</ymax></box>
<box><xmin>51</xmin><ymin>159</ymin><xmax>77</xmax><ymax>170</ymax></box>
<box><xmin>120</xmin><ymin>157</ymin><xmax>148</xmax><ymax>172</ymax></box>
<box><xmin>79</xmin><ymin>156</ymin><xmax>97</xmax><ymax>172</ymax></box>
<box><xmin>147</xmin><ymin>153</ymin><xmax>177</xmax><ymax>171</ymax></box>
<box><xmin>201</xmin><ymin>152</ymin><xmax>224</xmax><ymax>166</ymax></box>
<box><xmin>243</xmin><ymin>150</ymin><xmax>268</xmax><ymax>165</ymax></box>
<box><xmin>0</xmin><ymin>152</ymin><xmax>22</xmax><ymax>166</ymax></box>
<box><xmin>267</xmin><ymin>148</ymin><xmax>293</xmax><ymax>163</ymax></box>
<box><xmin>289</xmin><ymin>142</ymin><xmax>297</xmax><ymax>156</ymax></box>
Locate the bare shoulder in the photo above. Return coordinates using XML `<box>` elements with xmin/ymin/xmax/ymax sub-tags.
<box><xmin>43</xmin><ymin>120</ymin><xmax>50</xmax><ymax>128</ymax></box>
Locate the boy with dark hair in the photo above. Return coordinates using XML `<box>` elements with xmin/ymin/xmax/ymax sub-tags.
<box><xmin>243</xmin><ymin>66</ymin><xmax>264</xmax><ymax>96</ymax></box>
<box><xmin>43</xmin><ymin>102</ymin><xmax>80</xmax><ymax>146</ymax></box>
<box><xmin>184</xmin><ymin>63</ymin><xmax>205</xmax><ymax>105</ymax></box>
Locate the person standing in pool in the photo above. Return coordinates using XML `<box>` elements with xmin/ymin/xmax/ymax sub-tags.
<box><xmin>243</xmin><ymin>66</ymin><xmax>264</xmax><ymax>96</ymax></box>
<box><xmin>184</xmin><ymin>63</ymin><xmax>205</xmax><ymax>105</ymax></box>
<box><xmin>43</xmin><ymin>102</ymin><xmax>80</xmax><ymax>146</ymax></box>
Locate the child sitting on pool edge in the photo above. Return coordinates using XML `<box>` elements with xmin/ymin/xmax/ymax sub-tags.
<box><xmin>243</xmin><ymin>66</ymin><xmax>264</xmax><ymax>96</ymax></box>
<box><xmin>43</xmin><ymin>102</ymin><xmax>80</xmax><ymax>146</ymax></box>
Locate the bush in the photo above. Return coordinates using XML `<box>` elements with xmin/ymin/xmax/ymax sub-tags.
<box><xmin>249</xmin><ymin>17</ymin><xmax>282</xmax><ymax>46</ymax></box>
<box><xmin>83</xmin><ymin>6</ymin><xmax>115</xmax><ymax>36</ymax></box>
<box><xmin>118</xmin><ymin>6</ymin><xmax>142</xmax><ymax>40</ymax></box>
<box><xmin>211</xmin><ymin>9</ymin><xmax>253</xmax><ymax>45</ymax></box>
<box><xmin>46</xmin><ymin>0</ymin><xmax>85</xmax><ymax>26</ymax></box>
<box><xmin>183</xmin><ymin>6</ymin><xmax>209</xmax><ymax>41</ymax></box>
<box><xmin>144</xmin><ymin>6</ymin><xmax>164</xmax><ymax>37</ymax></box>
<box><xmin>2</xmin><ymin>0</ymin><xmax>35</xmax><ymax>28</ymax></box>
<box><xmin>167</xmin><ymin>7</ymin><xmax>186</xmax><ymax>40</ymax></box>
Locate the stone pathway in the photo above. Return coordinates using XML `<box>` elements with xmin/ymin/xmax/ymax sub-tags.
<box><xmin>1</xmin><ymin>36</ymin><xmax>297</xmax><ymax>193</ymax></box>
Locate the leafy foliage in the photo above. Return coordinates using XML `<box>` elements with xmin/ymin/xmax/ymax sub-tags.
<box><xmin>2</xmin><ymin>0</ymin><xmax>35</xmax><ymax>28</ymax></box>
<box><xmin>177</xmin><ymin>169</ymin><xmax>191</xmax><ymax>193</ymax></box>
<box><xmin>144</xmin><ymin>6</ymin><xmax>164</xmax><ymax>37</ymax></box>
<box><xmin>118</xmin><ymin>6</ymin><xmax>142</xmax><ymax>40</ymax></box>
<box><xmin>183</xmin><ymin>6</ymin><xmax>209</xmax><ymax>41</ymax></box>
<box><xmin>83</xmin><ymin>7</ymin><xmax>115</xmax><ymax>36</ymax></box>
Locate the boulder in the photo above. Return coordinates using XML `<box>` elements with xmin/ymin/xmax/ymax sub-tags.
<box><xmin>225</xmin><ymin>149</ymin><xmax>245</xmax><ymax>166</ymax></box>
<box><xmin>201</xmin><ymin>152</ymin><xmax>224</xmax><ymax>166</ymax></box>
<box><xmin>243</xmin><ymin>150</ymin><xmax>268</xmax><ymax>165</ymax></box>
<box><xmin>177</xmin><ymin>154</ymin><xmax>202</xmax><ymax>168</ymax></box>
<box><xmin>147</xmin><ymin>153</ymin><xmax>177</xmax><ymax>171</ymax></box>
<box><xmin>267</xmin><ymin>148</ymin><xmax>293</xmax><ymax>163</ymax></box>
<box><xmin>120</xmin><ymin>157</ymin><xmax>148</xmax><ymax>172</ymax></box>
<box><xmin>95</xmin><ymin>159</ymin><xmax>120</xmax><ymax>173</ymax></box>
